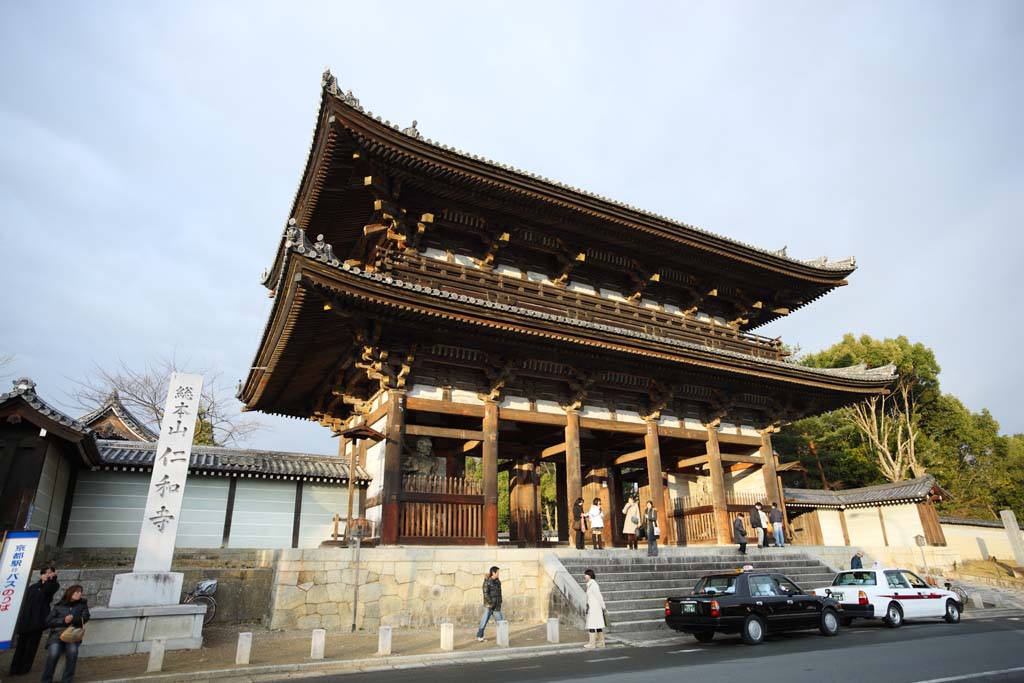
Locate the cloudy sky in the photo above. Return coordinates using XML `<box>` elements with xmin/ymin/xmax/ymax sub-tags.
<box><xmin>2</xmin><ymin>1</ymin><xmax>1021</xmax><ymax>455</ymax></box>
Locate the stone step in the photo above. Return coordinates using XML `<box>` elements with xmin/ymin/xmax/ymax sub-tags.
<box><xmin>601</xmin><ymin>576</ymin><xmax>836</xmax><ymax>600</ymax></box>
<box><xmin>561</xmin><ymin>558</ymin><xmax>824</xmax><ymax>572</ymax></box>
<box><xmin>572</xmin><ymin>569</ymin><xmax>835</xmax><ymax>585</ymax></box>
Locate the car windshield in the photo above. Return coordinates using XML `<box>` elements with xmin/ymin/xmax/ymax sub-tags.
<box><xmin>693</xmin><ymin>575</ymin><xmax>739</xmax><ymax>595</ymax></box>
<box><xmin>900</xmin><ymin>571</ymin><xmax>930</xmax><ymax>588</ymax></box>
<box><xmin>832</xmin><ymin>571</ymin><xmax>877</xmax><ymax>586</ymax></box>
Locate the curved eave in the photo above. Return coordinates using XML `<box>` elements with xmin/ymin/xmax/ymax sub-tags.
<box><xmin>319</xmin><ymin>91</ymin><xmax>856</xmax><ymax>285</ymax></box>
<box><xmin>241</xmin><ymin>251</ymin><xmax>891</xmax><ymax>415</ymax></box>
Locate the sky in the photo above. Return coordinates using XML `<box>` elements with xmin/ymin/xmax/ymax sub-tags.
<box><xmin>1</xmin><ymin>1</ymin><xmax>1022</xmax><ymax>456</ymax></box>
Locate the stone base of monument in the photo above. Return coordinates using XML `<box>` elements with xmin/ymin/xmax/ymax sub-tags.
<box><xmin>108</xmin><ymin>572</ymin><xmax>184</xmax><ymax>608</ymax></box>
<box><xmin>79</xmin><ymin>604</ymin><xmax>206</xmax><ymax>658</ymax></box>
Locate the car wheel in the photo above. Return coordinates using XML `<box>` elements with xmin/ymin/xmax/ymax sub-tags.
<box><xmin>884</xmin><ymin>602</ymin><xmax>903</xmax><ymax>628</ymax></box>
<box><xmin>693</xmin><ymin>631</ymin><xmax>715</xmax><ymax>643</ymax></box>
<box><xmin>840</xmin><ymin>616</ymin><xmax>854</xmax><ymax>627</ymax></box>
<box><xmin>819</xmin><ymin>609</ymin><xmax>840</xmax><ymax>636</ymax></box>
<box><xmin>740</xmin><ymin>615</ymin><xmax>766</xmax><ymax>645</ymax></box>
<box><xmin>944</xmin><ymin>599</ymin><xmax>961</xmax><ymax>624</ymax></box>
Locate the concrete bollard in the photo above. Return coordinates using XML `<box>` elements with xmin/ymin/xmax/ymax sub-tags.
<box><xmin>496</xmin><ymin>620</ymin><xmax>510</xmax><ymax>648</ymax></box>
<box><xmin>236</xmin><ymin>632</ymin><xmax>253</xmax><ymax>665</ymax></box>
<box><xmin>546</xmin><ymin>617</ymin><xmax>559</xmax><ymax>644</ymax></box>
<box><xmin>146</xmin><ymin>639</ymin><xmax>166</xmax><ymax>673</ymax></box>
<box><xmin>377</xmin><ymin>626</ymin><xmax>393</xmax><ymax>656</ymax></box>
<box><xmin>970</xmin><ymin>593</ymin><xmax>986</xmax><ymax>610</ymax></box>
<box><xmin>311</xmin><ymin>629</ymin><xmax>326</xmax><ymax>660</ymax></box>
<box><xmin>440</xmin><ymin>622</ymin><xmax>454</xmax><ymax>651</ymax></box>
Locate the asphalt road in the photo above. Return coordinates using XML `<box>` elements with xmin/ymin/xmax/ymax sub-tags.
<box><xmin>304</xmin><ymin>617</ymin><xmax>1024</xmax><ymax>683</ymax></box>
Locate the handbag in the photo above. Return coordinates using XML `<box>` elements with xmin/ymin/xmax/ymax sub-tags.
<box><xmin>630</xmin><ymin>515</ymin><xmax>640</xmax><ymax>525</ymax></box>
<box><xmin>60</xmin><ymin>626</ymin><xmax>85</xmax><ymax>644</ymax></box>
<box><xmin>572</xmin><ymin>519</ymin><xmax>581</xmax><ymax>531</ymax></box>
<box><xmin>653</xmin><ymin>523</ymin><xmax>661</xmax><ymax>538</ymax></box>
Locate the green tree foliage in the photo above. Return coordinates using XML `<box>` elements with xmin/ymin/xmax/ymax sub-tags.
<box><xmin>779</xmin><ymin>333</ymin><xmax>1021</xmax><ymax>519</ymax></box>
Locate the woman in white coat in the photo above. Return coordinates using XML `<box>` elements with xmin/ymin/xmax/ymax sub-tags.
<box><xmin>583</xmin><ymin>568</ymin><xmax>607</xmax><ymax>649</ymax></box>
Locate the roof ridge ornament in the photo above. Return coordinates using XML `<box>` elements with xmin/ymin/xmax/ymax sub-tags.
<box><xmin>321</xmin><ymin>67</ymin><xmax>362</xmax><ymax>111</ymax></box>
<box><xmin>771</xmin><ymin>246</ymin><xmax>788</xmax><ymax>258</ymax></box>
<box><xmin>284</xmin><ymin>218</ymin><xmax>313</xmax><ymax>256</ymax></box>
<box><xmin>401</xmin><ymin>120</ymin><xmax>422</xmax><ymax>139</ymax></box>
<box><xmin>13</xmin><ymin>377</ymin><xmax>36</xmax><ymax>393</ymax></box>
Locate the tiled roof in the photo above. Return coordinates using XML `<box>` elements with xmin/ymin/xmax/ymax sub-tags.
<box><xmin>292</xmin><ymin>243</ymin><xmax>897</xmax><ymax>386</ymax></box>
<box><xmin>79</xmin><ymin>391</ymin><xmax>159</xmax><ymax>442</ymax></box>
<box><xmin>784</xmin><ymin>475</ymin><xmax>951</xmax><ymax>508</ymax></box>
<box><xmin>97</xmin><ymin>440</ymin><xmax>371</xmax><ymax>483</ymax></box>
<box><xmin>938</xmin><ymin>516</ymin><xmax>1005</xmax><ymax>529</ymax></box>
<box><xmin>0</xmin><ymin>378</ymin><xmax>93</xmax><ymax>436</ymax></box>
<box><xmin>317</xmin><ymin>69</ymin><xmax>857</xmax><ymax>275</ymax></box>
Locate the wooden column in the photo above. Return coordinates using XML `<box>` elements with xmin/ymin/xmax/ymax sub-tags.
<box><xmin>878</xmin><ymin>506</ymin><xmax>890</xmax><ymax>546</ymax></box>
<box><xmin>839</xmin><ymin>508</ymin><xmax>851</xmax><ymax>546</ymax></box>
<box><xmin>482</xmin><ymin>400</ymin><xmax>499</xmax><ymax>546</ymax></box>
<box><xmin>644</xmin><ymin>420</ymin><xmax>666</xmax><ymax>541</ymax></box>
<box><xmin>759</xmin><ymin>429</ymin><xmax>783</xmax><ymax>507</ymax></box>
<box><xmin>661</xmin><ymin>476</ymin><xmax>677</xmax><ymax>546</ymax></box>
<box><xmin>291</xmin><ymin>480</ymin><xmax>304</xmax><ymax>548</ymax></box>
<box><xmin>704</xmin><ymin>422</ymin><xmax>733</xmax><ymax>545</ymax></box>
<box><xmin>380</xmin><ymin>390</ymin><xmax>406</xmax><ymax>545</ymax></box>
<box><xmin>555</xmin><ymin>461</ymin><xmax>569</xmax><ymax>542</ymax></box>
<box><xmin>607</xmin><ymin>465</ymin><xmax>623</xmax><ymax>547</ymax></box>
<box><xmin>512</xmin><ymin>458</ymin><xmax>541</xmax><ymax>545</ymax></box>
<box><xmin>565</xmin><ymin>409</ymin><xmax>582</xmax><ymax>515</ymax></box>
<box><xmin>221</xmin><ymin>476</ymin><xmax>237</xmax><ymax>548</ymax></box>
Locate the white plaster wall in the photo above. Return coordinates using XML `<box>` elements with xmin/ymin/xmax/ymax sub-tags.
<box><xmin>299</xmin><ymin>484</ymin><xmax>350</xmax><ymax>548</ymax></box>
<box><xmin>363</xmin><ymin>412</ymin><xmax>390</xmax><ymax>528</ymax></box>
<box><xmin>879</xmin><ymin>505</ymin><xmax>925</xmax><ymax>548</ymax></box>
<box><xmin>229</xmin><ymin>479</ymin><xmax>294</xmax><ymax>548</ymax></box>
<box><xmin>28</xmin><ymin>443</ymin><xmax>69</xmax><ymax>547</ymax></box>
<box><xmin>818</xmin><ymin>510</ymin><xmax>847</xmax><ymax>546</ymax></box>
<box><xmin>942</xmin><ymin>524</ymin><xmax>1024</xmax><ymax>562</ymax></box>
<box><xmin>726</xmin><ymin>467</ymin><xmax>764</xmax><ymax>494</ymax></box>
<box><xmin>845</xmin><ymin>508</ymin><xmax>886</xmax><ymax>546</ymax></box>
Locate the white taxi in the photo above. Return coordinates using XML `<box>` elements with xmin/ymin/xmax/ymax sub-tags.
<box><xmin>809</xmin><ymin>567</ymin><xmax>962</xmax><ymax>628</ymax></box>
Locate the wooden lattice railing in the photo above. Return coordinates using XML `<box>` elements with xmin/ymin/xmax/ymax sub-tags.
<box><xmin>402</xmin><ymin>474</ymin><xmax>483</xmax><ymax>496</ymax></box>
<box><xmin>399</xmin><ymin>501</ymin><xmax>482</xmax><ymax>541</ymax></box>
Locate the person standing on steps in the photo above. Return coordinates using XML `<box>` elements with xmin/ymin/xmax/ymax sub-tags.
<box><xmin>587</xmin><ymin>498</ymin><xmax>605</xmax><ymax>549</ymax></box>
<box><xmin>769</xmin><ymin>502</ymin><xmax>785</xmax><ymax>547</ymax></box>
<box><xmin>749</xmin><ymin>501</ymin><xmax>764</xmax><ymax>548</ymax></box>
<box><xmin>583</xmin><ymin>569</ymin><xmax>607</xmax><ymax>649</ymax></box>
<box><xmin>9</xmin><ymin>566</ymin><xmax>59</xmax><ymax>676</ymax></box>
<box><xmin>734</xmin><ymin>512</ymin><xmax>748</xmax><ymax>554</ymax></box>
<box><xmin>572</xmin><ymin>497</ymin><xmax>586</xmax><ymax>550</ymax></box>
<box><xmin>758</xmin><ymin>505</ymin><xmax>770</xmax><ymax>548</ymax></box>
<box><xmin>475</xmin><ymin>566</ymin><xmax>503</xmax><ymax>642</ymax></box>
<box><xmin>644</xmin><ymin>501</ymin><xmax>659</xmax><ymax>557</ymax></box>
<box><xmin>621</xmin><ymin>495</ymin><xmax>640</xmax><ymax>550</ymax></box>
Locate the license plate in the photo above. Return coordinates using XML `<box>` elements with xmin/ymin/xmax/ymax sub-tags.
<box><xmin>682</xmin><ymin>603</ymin><xmax>697</xmax><ymax>614</ymax></box>
<box><xmin>831</xmin><ymin>592</ymin><xmax>844</xmax><ymax>601</ymax></box>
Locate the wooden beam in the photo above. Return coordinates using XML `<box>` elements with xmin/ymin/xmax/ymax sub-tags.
<box><xmin>720</xmin><ymin>453</ymin><xmax>765</xmax><ymax>464</ymax></box>
<box><xmin>613</xmin><ymin>448</ymin><xmax>648</xmax><ymax>465</ymax></box>
<box><xmin>406</xmin><ymin>397</ymin><xmax>484</xmax><ymax>418</ymax></box>
<box><xmin>462</xmin><ymin>440</ymin><xmax>481</xmax><ymax>453</ymax></box>
<box><xmin>540</xmin><ymin>442</ymin><xmax>567</xmax><ymax>459</ymax></box>
<box><xmin>405</xmin><ymin>424</ymin><xmax>484</xmax><ymax>440</ymax></box>
<box><xmin>675</xmin><ymin>454</ymin><xmax>710</xmax><ymax>469</ymax></box>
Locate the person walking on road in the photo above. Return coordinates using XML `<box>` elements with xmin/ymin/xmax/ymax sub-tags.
<box><xmin>475</xmin><ymin>566</ymin><xmax>504</xmax><ymax>642</ymax></box>
<box><xmin>769</xmin><ymin>502</ymin><xmax>785</xmax><ymax>547</ymax></box>
<box><xmin>572</xmin><ymin>497</ymin><xmax>586</xmax><ymax>550</ymax></box>
<box><xmin>734</xmin><ymin>513</ymin><xmax>748</xmax><ymax>554</ymax></box>
<box><xmin>749</xmin><ymin>501</ymin><xmax>764</xmax><ymax>548</ymax></box>
<box><xmin>587</xmin><ymin>498</ymin><xmax>605</xmax><ymax>550</ymax></box>
<box><xmin>9</xmin><ymin>566</ymin><xmax>59</xmax><ymax>676</ymax></box>
<box><xmin>643</xmin><ymin>501</ymin><xmax>659</xmax><ymax>557</ymax></box>
<box><xmin>40</xmin><ymin>584</ymin><xmax>89</xmax><ymax>683</ymax></box>
<box><xmin>583</xmin><ymin>569</ymin><xmax>607</xmax><ymax>649</ymax></box>
<box><xmin>621</xmin><ymin>496</ymin><xmax>640</xmax><ymax>550</ymax></box>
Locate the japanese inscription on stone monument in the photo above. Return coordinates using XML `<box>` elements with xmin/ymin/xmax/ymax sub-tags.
<box><xmin>132</xmin><ymin>373</ymin><xmax>203</xmax><ymax>573</ymax></box>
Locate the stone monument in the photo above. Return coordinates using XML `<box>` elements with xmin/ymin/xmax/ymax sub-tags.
<box><xmin>999</xmin><ymin>509</ymin><xmax>1024</xmax><ymax>571</ymax></box>
<box><xmin>81</xmin><ymin>373</ymin><xmax>208</xmax><ymax>658</ymax></box>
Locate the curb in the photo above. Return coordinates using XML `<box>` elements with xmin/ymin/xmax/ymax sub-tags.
<box><xmin>92</xmin><ymin>639</ymin><xmax>621</xmax><ymax>683</ymax></box>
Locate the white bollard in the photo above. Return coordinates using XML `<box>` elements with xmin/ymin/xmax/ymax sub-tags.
<box><xmin>546</xmin><ymin>617</ymin><xmax>559</xmax><ymax>644</ymax></box>
<box><xmin>310</xmin><ymin>629</ymin><xmax>326</xmax><ymax>660</ymax></box>
<box><xmin>496</xmin><ymin>620</ymin><xmax>510</xmax><ymax>648</ymax></box>
<box><xmin>377</xmin><ymin>626</ymin><xmax>393</xmax><ymax>656</ymax></box>
<box><xmin>236</xmin><ymin>632</ymin><xmax>252</xmax><ymax>665</ymax></box>
<box><xmin>147</xmin><ymin>638</ymin><xmax>166</xmax><ymax>673</ymax></box>
<box><xmin>440</xmin><ymin>622</ymin><xmax>454</xmax><ymax>651</ymax></box>
<box><xmin>970</xmin><ymin>593</ymin><xmax>986</xmax><ymax>610</ymax></box>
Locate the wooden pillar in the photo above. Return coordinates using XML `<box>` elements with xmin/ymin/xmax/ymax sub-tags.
<box><xmin>565</xmin><ymin>409</ymin><xmax>582</xmax><ymax>516</ymax></box>
<box><xmin>607</xmin><ymin>466</ymin><xmax>623</xmax><ymax>547</ymax></box>
<box><xmin>482</xmin><ymin>400</ymin><xmax>499</xmax><ymax>546</ymax></box>
<box><xmin>644</xmin><ymin>420</ymin><xmax>666</xmax><ymax>542</ymax></box>
<box><xmin>555</xmin><ymin>461</ymin><xmax>569</xmax><ymax>542</ymax></box>
<box><xmin>704</xmin><ymin>422</ymin><xmax>733</xmax><ymax>545</ymax></box>
<box><xmin>838</xmin><ymin>508</ymin><xmax>851</xmax><ymax>546</ymax></box>
<box><xmin>220</xmin><ymin>476</ymin><xmax>237</xmax><ymax>548</ymax></box>
<box><xmin>512</xmin><ymin>458</ymin><xmax>540</xmax><ymax>545</ymax></box>
<box><xmin>291</xmin><ymin>480</ymin><xmax>304</xmax><ymax>549</ymax></box>
<box><xmin>661</xmin><ymin>476</ymin><xmax>677</xmax><ymax>546</ymax></box>
<box><xmin>759</xmin><ymin>429</ymin><xmax>783</xmax><ymax>508</ymax></box>
<box><xmin>380</xmin><ymin>390</ymin><xmax>406</xmax><ymax>545</ymax></box>
<box><xmin>878</xmin><ymin>506</ymin><xmax>890</xmax><ymax>546</ymax></box>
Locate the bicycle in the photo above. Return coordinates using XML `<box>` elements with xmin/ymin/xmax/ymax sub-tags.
<box><xmin>945</xmin><ymin>581</ymin><xmax>969</xmax><ymax>607</ymax></box>
<box><xmin>182</xmin><ymin>578</ymin><xmax>218</xmax><ymax>625</ymax></box>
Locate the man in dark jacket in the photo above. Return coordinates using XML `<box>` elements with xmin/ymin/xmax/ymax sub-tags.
<box><xmin>749</xmin><ymin>502</ymin><xmax>764</xmax><ymax>549</ymax></box>
<box><xmin>8</xmin><ymin>566</ymin><xmax>59</xmax><ymax>676</ymax></box>
<box><xmin>850</xmin><ymin>551</ymin><xmax>864</xmax><ymax>569</ymax></box>
<box><xmin>475</xmin><ymin>566</ymin><xmax>503</xmax><ymax>642</ymax></box>
<box><xmin>733</xmin><ymin>513</ymin><xmax>748</xmax><ymax>554</ymax></box>
<box><xmin>769</xmin><ymin>502</ymin><xmax>785</xmax><ymax>547</ymax></box>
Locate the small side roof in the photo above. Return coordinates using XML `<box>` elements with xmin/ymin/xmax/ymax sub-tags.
<box><xmin>79</xmin><ymin>390</ymin><xmax>159</xmax><ymax>442</ymax></box>
<box><xmin>0</xmin><ymin>378</ymin><xmax>101</xmax><ymax>466</ymax></box>
<box><xmin>784</xmin><ymin>475</ymin><xmax>951</xmax><ymax>509</ymax></box>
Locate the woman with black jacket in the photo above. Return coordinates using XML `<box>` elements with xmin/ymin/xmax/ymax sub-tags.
<box><xmin>572</xmin><ymin>497</ymin><xmax>586</xmax><ymax>550</ymax></box>
<box><xmin>40</xmin><ymin>585</ymin><xmax>89</xmax><ymax>683</ymax></box>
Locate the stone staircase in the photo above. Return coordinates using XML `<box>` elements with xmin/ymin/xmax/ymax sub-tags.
<box><xmin>559</xmin><ymin>549</ymin><xmax>837</xmax><ymax>633</ymax></box>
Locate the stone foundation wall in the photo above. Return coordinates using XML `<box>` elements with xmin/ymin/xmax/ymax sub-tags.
<box><xmin>268</xmin><ymin>548</ymin><xmax>556</xmax><ymax>631</ymax></box>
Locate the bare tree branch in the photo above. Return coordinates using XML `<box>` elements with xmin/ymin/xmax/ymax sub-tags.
<box><xmin>846</xmin><ymin>377</ymin><xmax>924</xmax><ymax>482</ymax></box>
<box><xmin>67</xmin><ymin>355</ymin><xmax>262</xmax><ymax>446</ymax></box>
<box><xmin>0</xmin><ymin>353</ymin><xmax>15</xmax><ymax>380</ymax></box>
